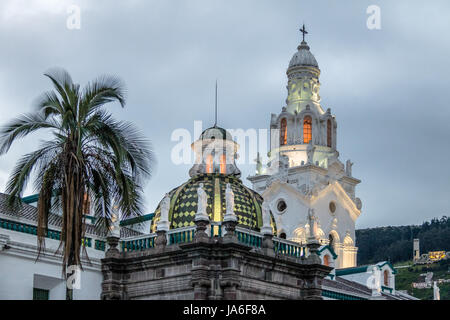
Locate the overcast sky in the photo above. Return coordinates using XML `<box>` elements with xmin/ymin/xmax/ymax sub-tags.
<box><xmin>0</xmin><ymin>0</ymin><xmax>449</xmax><ymax>229</ymax></box>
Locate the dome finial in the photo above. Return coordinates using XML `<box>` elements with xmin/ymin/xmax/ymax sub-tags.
<box><xmin>300</xmin><ymin>24</ymin><xmax>308</xmax><ymax>43</ymax></box>
<box><xmin>214</xmin><ymin>79</ymin><xmax>218</xmax><ymax>127</ymax></box>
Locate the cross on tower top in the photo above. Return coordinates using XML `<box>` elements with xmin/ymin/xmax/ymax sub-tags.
<box><xmin>300</xmin><ymin>24</ymin><xmax>308</xmax><ymax>42</ymax></box>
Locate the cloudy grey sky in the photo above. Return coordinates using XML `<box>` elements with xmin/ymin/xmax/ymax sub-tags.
<box><xmin>0</xmin><ymin>0</ymin><xmax>449</xmax><ymax>229</ymax></box>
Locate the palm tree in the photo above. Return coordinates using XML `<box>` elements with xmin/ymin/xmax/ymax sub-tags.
<box><xmin>0</xmin><ymin>68</ymin><xmax>152</xmax><ymax>299</ymax></box>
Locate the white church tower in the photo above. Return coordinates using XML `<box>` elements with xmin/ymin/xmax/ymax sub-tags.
<box><xmin>248</xmin><ymin>26</ymin><xmax>362</xmax><ymax>268</ymax></box>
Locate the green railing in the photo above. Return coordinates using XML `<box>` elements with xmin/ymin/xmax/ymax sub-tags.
<box><xmin>121</xmin><ymin>236</ymin><xmax>156</xmax><ymax>252</ymax></box>
<box><xmin>119</xmin><ymin>224</ymin><xmax>306</xmax><ymax>259</ymax></box>
<box><xmin>236</xmin><ymin>229</ymin><xmax>262</xmax><ymax>248</ymax></box>
<box><xmin>0</xmin><ymin>217</ymin><xmax>103</xmax><ymax>251</ymax></box>
<box><xmin>322</xmin><ymin>290</ymin><xmax>366</xmax><ymax>300</ymax></box>
<box><xmin>210</xmin><ymin>223</ymin><xmax>222</xmax><ymax>238</ymax></box>
<box><xmin>169</xmin><ymin>227</ymin><xmax>195</xmax><ymax>245</ymax></box>
<box><xmin>95</xmin><ymin>239</ymin><xmax>106</xmax><ymax>251</ymax></box>
<box><xmin>273</xmin><ymin>239</ymin><xmax>305</xmax><ymax>258</ymax></box>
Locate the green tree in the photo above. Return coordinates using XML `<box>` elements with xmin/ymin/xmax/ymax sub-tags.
<box><xmin>0</xmin><ymin>68</ymin><xmax>152</xmax><ymax>299</ymax></box>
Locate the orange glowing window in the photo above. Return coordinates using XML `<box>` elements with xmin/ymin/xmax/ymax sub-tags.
<box><xmin>303</xmin><ymin>116</ymin><xmax>312</xmax><ymax>144</ymax></box>
<box><xmin>384</xmin><ymin>270</ymin><xmax>389</xmax><ymax>286</ymax></box>
<box><xmin>280</xmin><ymin>118</ymin><xmax>287</xmax><ymax>146</ymax></box>
<box><xmin>327</xmin><ymin>119</ymin><xmax>332</xmax><ymax>148</ymax></box>
<box><xmin>323</xmin><ymin>254</ymin><xmax>330</xmax><ymax>267</ymax></box>
<box><xmin>206</xmin><ymin>155</ymin><xmax>213</xmax><ymax>173</ymax></box>
<box><xmin>220</xmin><ymin>154</ymin><xmax>226</xmax><ymax>174</ymax></box>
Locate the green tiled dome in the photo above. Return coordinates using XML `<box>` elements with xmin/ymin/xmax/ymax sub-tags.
<box><xmin>150</xmin><ymin>174</ymin><xmax>276</xmax><ymax>234</ymax></box>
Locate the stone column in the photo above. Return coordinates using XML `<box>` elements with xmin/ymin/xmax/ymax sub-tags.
<box><xmin>223</xmin><ymin>219</ymin><xmax>238</xmax><ymax>242</ymax></box>
<box><xmin>106</xmin><ymin>235</ymin><xmax>120</xmax><ymax>258</ymax></box>
<box><xmin>300</xmin><ymin>233</ymin><xmax>331</xmax><ymax>300</ymax></box>
<box><xmin>300</xmin><ymin>268</ymin><xmax>329</xmax><ymax>300</ymax></box>
<box><xmin>155</xmin><ymin>230</ymin><xmax>168</xmax><ymax>247</ymax></box>
<box><xmin>194</xmin><ymin>216</ymin><xmax>210</xmax><ymax>241</ymax></box>
<box><xmin>221</xmin><ymin>267</ymin><xmax>241</xmax><ymax>300</ymax></box>
<box><xmin>191</xmin><ymin>255</ymin><xmax>211</xmax><ymax>300</ymax></box>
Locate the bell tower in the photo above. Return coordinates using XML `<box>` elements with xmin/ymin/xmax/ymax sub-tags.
<box><xmin>248</xmin><ymin>26</ymin><xmax>362</xmax><ymax>268</ymax></box>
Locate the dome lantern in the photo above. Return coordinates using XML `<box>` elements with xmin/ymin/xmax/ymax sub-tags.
<box><xmin>189</xmin><ymin>126</ymin><xmax>241</xmax><ymax>178</ymax></box>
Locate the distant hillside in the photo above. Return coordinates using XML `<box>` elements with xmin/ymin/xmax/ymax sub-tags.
<box><xmin>395</xmin><ymin>259</ymin><xmax>450</xmax><ymax>300</ymax></box>
<box><xmin>356</xmin><ymin>216</ymin><xmax>450</xmax><ymax>265</ymax></box>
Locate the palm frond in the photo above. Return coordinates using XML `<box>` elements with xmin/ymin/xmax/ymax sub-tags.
<box><xmin>0</xmin><ymin>112</ymin><xmax>59</xmax><ymax>154</ymax></box>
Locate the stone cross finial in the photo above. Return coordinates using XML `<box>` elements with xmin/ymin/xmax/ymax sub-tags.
<box><xmin>225</xmin><ymin>183</ymin><xmax>234</xmax><ymax>214</ymax></box>
<box><xmin>300</xmin><ymin>24</ymin><xmax>308</xmax><ymax>42</ymax></box>
<box><xmin>307</xmin><ymin>208</ymin><xmax>317</xmax><ymax>239</ymax></box>
<box><xmin>434</xmin><ymin>281</ymin><xmax>440</xmax><ymax>300</ymax></box>
<box><xmin>346</xmin><ymin>159</ymin><xmax>353</xmax><ymax>177</ymax></box>
<box><xmin>224</xmin><ymin>183</ymin><xmax>237</xmax><ymax>223</ymax></box>
<box><xmin>306</xmin><ymin>141</ymin><xmax>315</xmax><ymax>165</ymax></box>
<box><xmin>255</xmin><ymin>152</ymin><xmax>263</xmax><ymax>175</ymax></box>
<box><xmin>368</xmin><ymin>266</ymin><xmax>382</xmax><ymax>296</ymax></box>
<box><xmin>195</xmin><ymin>183</ymin><xmax>209</xmax><ymax>222</ymax></box>
<box><xmin>261</xmin><ymin>200</ymin><xmax>273</xmax><ymax>236</ymax></box>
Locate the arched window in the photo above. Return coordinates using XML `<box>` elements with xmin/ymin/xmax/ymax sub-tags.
<box><xmin>327</xmin><ymin>119</ymin><xmax>332</xmax><ymax>148</ymax></box>
<box><xmin>206</xmin><ymin>154</ymin><xmax>213</xmax><ymax>173</ymax></box>
<box><xmin>303</xmin><ymin>116</ymin><xmax>312</xmax><ymax>144</ymax></box>
<box><xmin>220</xmin><ymin>154</ymin><xmax>226</xmax><ymax>174</ymax></box>
<box><xmin>280</xmin><ymin>118</ymin><xmax>287</xmax><ymax>146</ymax></box>
<box><xmin>384</xmin><ymin>270</ymin><xmax>389</xmax><ymax>286</ymax></box>
<box><xmin>323</xmin><ymin>254</ymin><xmax>330</xmax><ymax>267</ymax></box>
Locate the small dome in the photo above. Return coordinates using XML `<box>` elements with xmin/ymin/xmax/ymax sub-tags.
<box><xmin>150</xmin><ymin>174</ymin><xmax>277</xmax><ymax>233</ymax></box>
<box><xmin>200</xmin><ymin>126</ymin><xmax>234</xmax><ymax>141</ymax></box>
<box><xmin>288</xmin><ymin>41</ymin><xmax>319</xmax><ymax>69</ymax></box>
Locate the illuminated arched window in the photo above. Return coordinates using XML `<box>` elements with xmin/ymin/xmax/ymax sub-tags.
<box><xmin>327</xmin><ymin>119</ymin><xmax>332</xmax><ymax>148</ymax></box>
<box><xmin>220</xmin><ymin>154</ymin><xmax>226</xmax><ymax>174</ymax></box>
<box><xmin>206</xmin><ymin>155</ymin><xmax>213</xmax><ymax>173</ymax></box>
<box><xmin>384</xmin><ymin>270</ymin><xmax>389</xmax><ymax>286</ymax></box>
<box><xmin>323</xmin><ymin>254</ymin><xmax>330</xmax><ymax>267</ymax></box>
<box><xmin>280</xmin><ymin>118</ymin><xmax>287</xmax><ymax>146</ymax></box>
<box><xmin>303</xmin><ymin>116</ymin><xmax>312</xmax><ymax>144</ymax></box>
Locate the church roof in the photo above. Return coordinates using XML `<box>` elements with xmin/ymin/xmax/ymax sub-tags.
<box><xmin>335</xmin><ymin>261</ymin><xmax>398</xmax><ymax>276</ymax></box>
<box><xmin>288</xmin><ymin>41</ymin><xmax>319</xmax><ymax>69</ymax></box>
<box><xmin>150</xmin><ymin>174</ymin><xmax>277</xmax><ymax>233</ymax></box>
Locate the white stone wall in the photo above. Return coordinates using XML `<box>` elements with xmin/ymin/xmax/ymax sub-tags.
<box><xmin>0</xmin><ymin>228</ymin><xmax>103</xmax><ymax>300</ymax></box>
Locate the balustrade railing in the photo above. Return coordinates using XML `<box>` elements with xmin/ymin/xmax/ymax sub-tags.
<box><xmin>121</xmin><ymin>233</ymin><xmax>156</xmax><ymax>252</ymax></box>
<box><xmin>210</xmin><ymin>222</ymin><xmax>222</xmax><ymax>238</ymax></box>
<box><xmin>169</xmin><ymin>226</ymin><xmax>196</xmax><ymax>245</ymax></box>
<box><xmin>235</xmin><ymin>226</ymin><xmax>263</xmax><ymax>248</ymax></box>
<box><xmin>0</xmin><ymin>217</ymin><xmax>103</xmax><ymax>251</ymax></box>
<box><xmin>273</xmin><ymin>238</ymin><xmax>306</xmax><ymax>258</ymax></box>
<box><xmin>118</xmin><ymin>223</ymin><xmax>306</xmax><ymax>259</ymax></box>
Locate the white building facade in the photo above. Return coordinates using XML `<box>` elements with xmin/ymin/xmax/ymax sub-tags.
<box><xmin>248</xmin><ymin>36</ymin><xmax>362</xmax><ymax>269</ymax></box>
